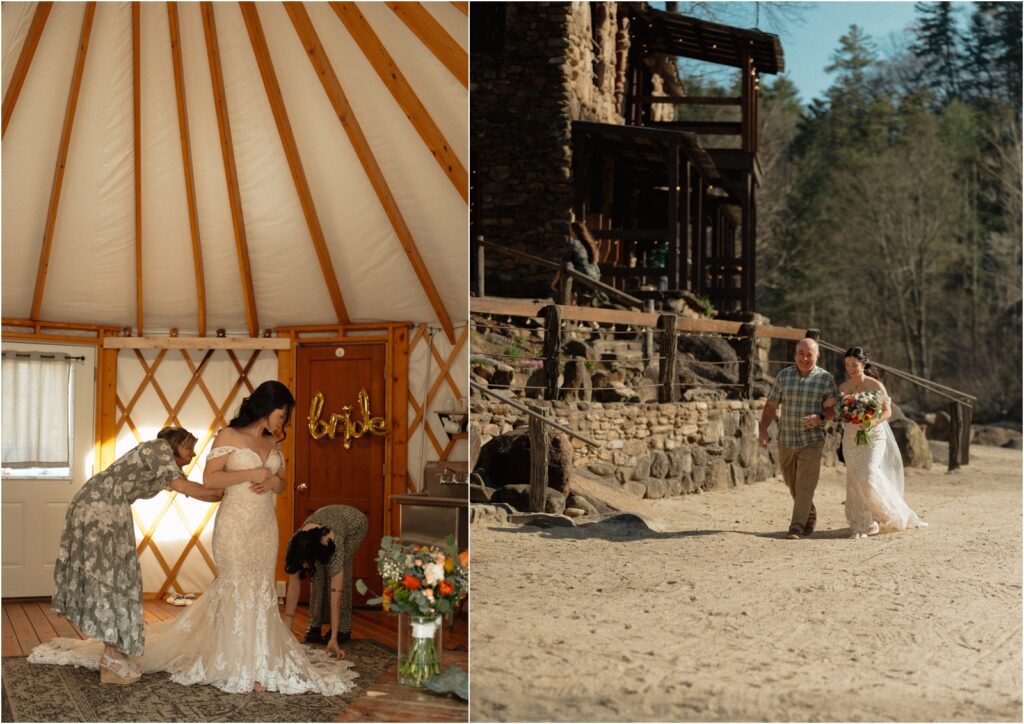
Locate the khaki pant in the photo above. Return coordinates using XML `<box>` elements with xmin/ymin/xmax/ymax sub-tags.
<box><xmin>778</xmin><ymin>442</ymin><xmax>824</xmax><ymax>530</ymax></box>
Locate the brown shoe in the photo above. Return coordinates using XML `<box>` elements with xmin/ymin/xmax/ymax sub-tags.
<box><xmin>786</xmin><ymin>525</ymin><xmax>803</xmax><ymax>539</ymax></box>
<box><xmin>803</xmin><ymin>506</ymin><xmax>817</xmax><ymax>536</ymax></box>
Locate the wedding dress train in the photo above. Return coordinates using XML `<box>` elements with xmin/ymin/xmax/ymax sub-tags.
<box><xmin>843</xmin><ymin>421</ymin><xmax>927</xmax><ymax>537</ymax></box>
<box><xmin>30</xmin><ymin>446</ymin><xmax>358</xmax><ymax>695</ymax></box>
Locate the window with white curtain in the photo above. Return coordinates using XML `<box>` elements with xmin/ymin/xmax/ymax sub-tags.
<box><xmin>1</xmin><ymin>353</ymin><xmax>75</xmax><ymax>477</ymax></box>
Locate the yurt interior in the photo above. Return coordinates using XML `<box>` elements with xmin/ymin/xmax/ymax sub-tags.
<box><xmin>1</xmin><ymin>1</ymin><xmax>468</xmax><ymax>717</ymax></box>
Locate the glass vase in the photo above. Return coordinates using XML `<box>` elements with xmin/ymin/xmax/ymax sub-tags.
<box><xmin>397</xmin><ymin>613</ymin><xmax>443</xmax><ymax>688</ymax></box>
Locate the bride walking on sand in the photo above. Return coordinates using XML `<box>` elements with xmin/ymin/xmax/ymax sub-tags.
<box><xmin>831</xmin><ymin>347</ymin><xmax>927</xmax><ymax>539</ymax></box>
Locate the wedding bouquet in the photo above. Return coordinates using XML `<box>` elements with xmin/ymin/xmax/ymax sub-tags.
<box><xmin>357</xmin><ymin>536</ymin><xmax>468</xmax><ymax>687</ymax></box>
<box><xmin>838</xmin><ymin>391</ymin><xmax>883</xmax><ymax>446</ymax></box>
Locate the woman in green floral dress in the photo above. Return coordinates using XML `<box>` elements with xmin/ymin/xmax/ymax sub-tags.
<box><xmin>43</xmin><ymin>427</ymin><xmax>223</xmax><ymax>684</ymax></box>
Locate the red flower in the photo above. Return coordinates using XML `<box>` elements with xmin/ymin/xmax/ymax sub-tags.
<box><xmin>438</xmin><ymin>580</ymin><xmax>454</xmax><ymax>596</ymax></box>
<box><xmin>383</xmin><ymin>588</ymin><xmax>393</xmax><ymax>600</ymax></box>
<box><xmin>402</xmin><ymin>575</ymin><xmax>422</xmax><ymax>590</ymax></box>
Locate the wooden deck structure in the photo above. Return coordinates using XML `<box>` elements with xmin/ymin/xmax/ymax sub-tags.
<box><xmin>571</xmin><ymin>4</ymin><xmax>784</xmax><ymax>314</ymax></box>
<box><xmin>2</xmin><ymin>598</ymin><xmax>467</xmax><ymax>722</ymax></box>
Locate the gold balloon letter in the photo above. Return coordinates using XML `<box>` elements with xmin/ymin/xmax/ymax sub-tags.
<box><xmin>307</xmin><ymin>389</ymin><xmax>388</xmax><ymax>449</ymax></box>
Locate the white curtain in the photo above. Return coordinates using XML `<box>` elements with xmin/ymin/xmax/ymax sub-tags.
<box><xmin>1</xmin><ymin>356</ymin><xmax>73</xmax><ymax>468</ymax></box>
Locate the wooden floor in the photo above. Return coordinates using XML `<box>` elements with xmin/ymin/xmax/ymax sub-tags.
<box><xmin>2</xmin><ymin>598</ymin><xmax>467</xmax><ymax>722</ymax></box>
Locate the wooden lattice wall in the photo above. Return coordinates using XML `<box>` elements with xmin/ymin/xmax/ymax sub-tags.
<box><xmin>115</xmin><ymin>347</ymin><xmax>279</xmax><ymax>596</ymax></box>
<box><xmin>406</xmin><ymin>322</ymin><xmax>468</xmax><ymax>489</ymax></box>
<box><xmin>115</xmin><ymin>325</ymin><xmax>466</xmax><ymax>596</ymax></box>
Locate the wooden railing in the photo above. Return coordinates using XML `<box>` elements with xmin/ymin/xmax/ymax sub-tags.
<box><xmin>470</xmin><ymin>297</ymin><xmax>810</xmax><ymax>403</ymax></box>
<box><xmin>471</xmin><ymin>298</ymin><xmax>978</xmax><ymax>472</ymax></box>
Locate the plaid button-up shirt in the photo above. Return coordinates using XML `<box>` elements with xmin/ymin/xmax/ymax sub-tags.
<box><xmin>767</xmin><ymin>365</ymin><xmax>838</xmax><ymax>448</ymax></box>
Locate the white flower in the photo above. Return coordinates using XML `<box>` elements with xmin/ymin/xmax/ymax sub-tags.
<box><xmin>423</xmin><ymin>562</ymin><xmax>445</xmax><ymax>585</ymax></box>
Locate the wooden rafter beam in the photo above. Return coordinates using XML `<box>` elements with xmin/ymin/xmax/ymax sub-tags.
<box><xmin>168</xmin><ymin>2</ymin><xmax>208</xmax><ymax>336</ymax></box>
<box><xmin>285</xmin><ymin>4</ymin><xmax>456</xmax><ymax>344</ymax></box>
<box><xmin>450</xmin><ymin>2</ymin><xmax>468</xmax><ymax>16</ymax></box>
<box><xmin>237</xmin><ymin>2</ymin><xmax>350</xmax><ymax>325</ymax></box>
<box><xmin>331</xmin><ymin>2</ymin><xmax>467</xmax><ymax>203</ymax></box>
<box><xmin>30</xmin><ymin>2</ymin><xmax>96</xmax><ymax>321</ymax></box>
<box><xmin>201</xmin><ymin>2</ymin><xmax>259</xmax><ymax>337</ymax></box>
<box><xmin>103</xmin><ymin>336</ymin><xmax>289</xmax><ymax>349</ymax></box>
<box><xmin>1</xmin><ymin>1</ymin><xmax>53</xmax><ymax>139</ymax></box>
<box><xmin>385</xmin><ymin>2</ymin><xmax>466</xmax><ymax>88</ymax></box>
<box><xmin>133</xmin><ymin>3</ymin><xmax>143</xmax><ymax>335</ymax></box>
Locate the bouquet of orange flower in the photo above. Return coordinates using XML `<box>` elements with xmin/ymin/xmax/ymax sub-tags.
<box><xmin>357</xmin><ymin>536</ymin><xmax>468</xmax><ymax>687</ymax></box>
<box><xmin>839</xmin><ymin>391</ymin><xmax>883</xmax><ymax>446</ymax></box>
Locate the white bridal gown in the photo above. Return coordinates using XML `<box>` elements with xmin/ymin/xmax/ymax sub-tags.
<box><xmin>843</xmin><ymin>418</ymin><xmax>928</xmax><ymax>537</ymax></box>
<box><xmin>30</xmin><ymin>446</ymin><xmax>358</xmax><ymax>695</ymax></box>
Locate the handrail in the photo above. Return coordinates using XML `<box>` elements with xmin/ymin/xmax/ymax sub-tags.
<box><xmin>818</xmin><ymin>340</ymin><xmax>975</xmax><ymax>405</ymax></box>
<box><xmin>470</xmin><ymin>381</ymin><xmax>600</xmax><ymax>448</ymax></box>
<box><xmin>478</xmin><ymin>239</ymin><xmax>643</xmax><ymax>307</ymax></box>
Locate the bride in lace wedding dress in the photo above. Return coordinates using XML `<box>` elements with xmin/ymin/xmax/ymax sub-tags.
<box><xmin>835</xmin><ymin>348</ymin><xmax>927</xmax><ymax>539</ymax></box>
<box><xmin>31</xmin><ymin>382</ymin><xmax>358</xmax><ymax>695</ymax></box>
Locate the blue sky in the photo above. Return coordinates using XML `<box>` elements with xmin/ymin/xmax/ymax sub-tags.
<box><xmin>659</xmin><ymin>2</ymin><xmax>978</xmax><ymax>106</ymax></box>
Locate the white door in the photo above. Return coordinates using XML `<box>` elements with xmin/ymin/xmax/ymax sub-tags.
<box><xmin>2</xmin><ymin>342</ymin><xmax>96</xmax><ymax>597</ymax></box>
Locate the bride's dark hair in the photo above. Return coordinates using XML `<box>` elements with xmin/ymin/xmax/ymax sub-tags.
<box><xmin>229</xmin><ymin>380</ymin><xmax>295</xmax><ymax>438</ymax></box>
<box><xmin>844</xmin><ymin>347</ymin><xmax>880</xmax><ymax>379</ymax></box>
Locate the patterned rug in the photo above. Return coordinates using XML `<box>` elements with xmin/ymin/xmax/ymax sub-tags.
<box><xmin>1</xmin><ymin>638</ymin><xmax>395</xmax><ymax>722</ymax></box>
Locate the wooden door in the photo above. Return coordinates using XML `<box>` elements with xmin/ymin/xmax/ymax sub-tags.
<box><xmin>294</xmin><ymin>344</ymin><xmax>386</xmax><ymax>605</ymax></box>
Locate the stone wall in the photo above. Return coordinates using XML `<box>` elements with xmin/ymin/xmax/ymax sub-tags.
<box><xmin>471</xmin><ymin>2</ymin><xmax>631</xmax><ymax>297</ymax></box>
<box><xmin>473</xmin><ymin>398</ymin><xmax>782</xmax><ymax>499</ymax></box>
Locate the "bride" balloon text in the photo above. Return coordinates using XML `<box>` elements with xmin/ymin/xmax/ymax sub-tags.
<box><xmin>307</xmin><ymin>390</ymin><xmax>388</xmax><ymax>449</ymax></box>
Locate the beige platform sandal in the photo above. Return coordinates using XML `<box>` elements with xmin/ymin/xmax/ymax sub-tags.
<box><xmin>99</xmin><ymin>653</ymin><xmax>141</xmax><ymax>685</ymax></box>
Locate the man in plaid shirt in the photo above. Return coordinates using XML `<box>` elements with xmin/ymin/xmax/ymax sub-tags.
<box><xmin>759</xmin><ymin>338</ymin><xmax>837</xmax><ymax>539</ymax></box>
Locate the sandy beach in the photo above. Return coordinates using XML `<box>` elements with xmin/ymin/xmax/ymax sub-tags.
<box><xmin>470</xmin><ymin>445</ymin><xmax>1022</xmax><ymax>722</ymax></box>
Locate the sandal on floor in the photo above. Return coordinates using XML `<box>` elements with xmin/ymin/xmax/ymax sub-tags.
<box><xmin>99</xmin><ymin>654</ymin><xmax>141</xmax><ymax>685</ymax></box>
<box><xmin>786</xmin><ymin>525</ymin><xmax>803</xmax><ymax>539</ymax></box>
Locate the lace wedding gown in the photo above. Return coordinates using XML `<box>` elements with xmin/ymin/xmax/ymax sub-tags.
<box><xmin>843</xmin><ymin>419</ymin><xmax>927</xmax><ymax>537</ymax></box>
<box><xmin>30</xmin><ymin>446</ymin><xmax>358</xmax><ymax>695</ymax></box>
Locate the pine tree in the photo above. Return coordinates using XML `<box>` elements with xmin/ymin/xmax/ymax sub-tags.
<box><xmin>910</xmin><ymin>1</ymin><xmax>964</xmax><ymax>106</ymax></box>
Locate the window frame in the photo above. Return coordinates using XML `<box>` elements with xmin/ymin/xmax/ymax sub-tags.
<box><xmin>1</xmin><ymin>341</ymin><xmax>96</xmax><ymax>484</ymax></box>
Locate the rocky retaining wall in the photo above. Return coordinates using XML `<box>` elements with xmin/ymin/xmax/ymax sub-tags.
<box><xmin>473</xmin><ymin>398</ymin><xmax>785</xmax><ymax>499</ymax></box>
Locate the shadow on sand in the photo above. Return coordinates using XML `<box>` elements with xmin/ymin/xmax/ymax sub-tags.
<box><xmin>491</xmin><ymin>513</ymin><xmax>854</xmax><ymax>542</ymax></box>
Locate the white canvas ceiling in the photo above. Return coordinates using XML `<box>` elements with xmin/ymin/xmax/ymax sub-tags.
<box><xmin>2</xmin><ymin>1</ymin><xmax>467</xmax><ymax>337</ymax></box>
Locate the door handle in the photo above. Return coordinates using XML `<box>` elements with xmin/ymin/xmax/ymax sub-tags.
<box><xmin>296</xmin><ymin>483</ymin><xmax>309</xmax><ymax>492</ymax></box>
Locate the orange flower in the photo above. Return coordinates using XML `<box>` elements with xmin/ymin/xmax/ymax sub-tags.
<box><xmin>402</xmin><ymin>575</ymin><xmax>422</xmax><ymax>590</ymax></box>
<box><xmin>383</xmin><ymin>588</ymin><xmax>394</xmax><ymax>600</ymax></box>
<box><xmin>438</xmin><ymin>580</ymin><xmax>454</xmax><ymax>596</ymax></box>
<box><xmin>459</xmin><ymin>550</ymin><xmax>469</xmax><ymax>569</ymax></box>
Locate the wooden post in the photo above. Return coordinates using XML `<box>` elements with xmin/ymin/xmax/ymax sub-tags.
<box><xmin>543</xmin><ymin>305</ymin><xmax>561</xmax><ymax>401</ymax></box>
<box><xmin>642</xmin><ymin>299</ymin><xmax>655</xmax><ymax>368</ymax></box>
<box><xmin>667</xmin><ymin>144</ymin><xmax>680</xmax><ymax>291</ymax></box>
<box><xmin>475</xmin><ymin>235</ymin><xmax>485</xmax><ymax>297</ymax></box>
<box><xmin>961</xmin><ymin>402</ymin><xmax>972</xmax><ymax>465</ymax></box>
<box><xmin>948</xmin><ymin>401</ymin><xmax>963</xmax><ymax>471</ymax></box>
<box><xmin>738</xmin><ymin>322</ymin><xmax>756</xmax><ymax>399</ymax></box>
<box><xmin>528</xmin><ymin>408</ymin><xmax>549</xmax><ymax>512</ymax></box>
<box><xmin>658</xmin><ymin>314</ymin><xmax>678</xmax><ymax>403</ymax></box>
<box><xmin>559</xmin><ymin>260</ymin><xmax>574</xmax><ymax>305</ymax></box>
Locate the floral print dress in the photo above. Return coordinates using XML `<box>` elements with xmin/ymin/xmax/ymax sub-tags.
<box><xmin>49</xmin><ymin>439</ymin><xmax>182</xmax><ymax>656</ymax></box>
